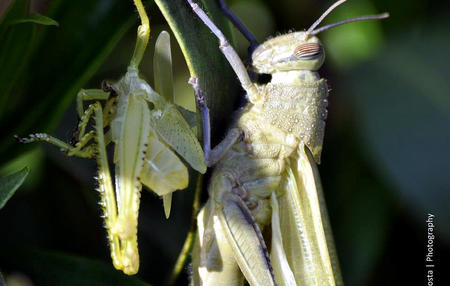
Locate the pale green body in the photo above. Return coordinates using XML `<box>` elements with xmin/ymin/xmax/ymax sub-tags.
<box><xmin>187</xmin><ymin>1</ymin><xmax>345</xmax><ymax>285</ymax></box>
<box><xmin>193</xmin><ymin>71</ymin><xmax>338</xmax><ymax>286</ymax></box>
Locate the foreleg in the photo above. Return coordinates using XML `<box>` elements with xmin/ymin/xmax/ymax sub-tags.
<box><xmin>89</xmin><ymin>102</ymin><xmax>121</xmax><ymax>272</ymax></box>
<box><xmin>186</xmin><ymin>0</ymin><xmax>260</xmax><ymax>102</ymax></box>
<box><xmin>189</xmin><ymin>77</ymin><xmax>242</xmax><ymax>167</ymax></box>
<box><xmin>217</xmin><ymin>0</ymin><xmax>259</xmax><ymax>55</ymax></box>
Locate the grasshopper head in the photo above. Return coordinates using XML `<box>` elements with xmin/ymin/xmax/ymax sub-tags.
<box><xmin>251</xmin><ymin>0</ymin><xmax>388</xmax><ymax>74</ymax></box>
<box><xmin>251</xmin><ymin>32</ymin><xmax>324</xmax><ymax>74</ymax></box>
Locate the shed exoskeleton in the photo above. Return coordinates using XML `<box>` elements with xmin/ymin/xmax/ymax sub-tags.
<box><xmin>186</xmin><ymin>0</ymin><xmax>388</xmax><ymax>285</ymax></box>
<box><xmin>15</xmin><ymin>0</ymin><xmax>206</xmax><ymax>275</ymax></box>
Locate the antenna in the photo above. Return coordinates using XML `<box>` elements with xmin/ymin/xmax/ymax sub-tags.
<box><xmin>310</xmin><ymin>13</ymin><xmax>389</xmax><ymax>35</ymax></box>
<box><xmin>307</xmin><ymin>0</ymin><xmax>347</xmax><ymax>34</ymax></box>
<box><xmin>218</xmin><ymin>0</ymin><xmax>260</xmax><ymax>55</ymax></box>
<box><xmin>306</xmin><ymin>0</ymin><xmax>389</xmax><ymax>37</ymax></box>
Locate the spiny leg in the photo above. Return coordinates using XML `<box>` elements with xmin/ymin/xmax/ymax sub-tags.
<box><xmin>17</xmin><ymin>101</ymin><xmax>122</xmax><ymax>270</ymax></box>
<box><xmin>78</xmin><ymin>84</ymin><xmax>118</xmax><ymax>128</ymax></box>
<box><xmin>186</xmin><ymin>0</ymin><xmax>260</xmax><ymax>102</ymax></box>
<box><xmin>70</xmin><ymin>99</ymin><xmax>109</xmax><ymax>156</ymax></box>
<box><xmin>15</xmin><ymin>132</ymin><xmax>93</xmax><ymax>158</ymax></box>
<box><xmin>88</xmin><ymin>102</ymin><xmax>122</xmax><ymax>271</ymax></box>
<box><xmin>72</xmin><ymin>88</ymin><xmax>112</xmax><ymax>149</ymax></box>
<box><xmin>71</xmin><ymin>88</ymin><xmax>116</xmax><ymax>154</ymax></box>
<box><xmin>15</xmin><ymin>101</ymin><xmax>108</xmax><ymax>158</ymax></box>
<box><xmin>189</xmin><ymin>77</ymin><xmax>242</xmax><ymax>167</ymax></box>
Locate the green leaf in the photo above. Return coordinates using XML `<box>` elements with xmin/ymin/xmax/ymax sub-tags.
<box><xmin>154</xmin><ymin>0</ymin><xmax>240</xmax><ymax>136</ymax></box>
<box><xmin>0</xmin><ymin>0</ymin><xmax>28</xmax><ymax>37</ymax></box>
<box><xmin>0</xmin><ymin>167</ymin><xmax>29</xmax><ymax>209</ymax></box>
<box><xmin>0</xmin><ymin>0</ymin><xmax>34</xmax><ymax>117</ymax></box>
<box><xmin>0</xmin><ymin>0</ymin><xmax>136</xmax><ymax>165</ymax></box>
<box><xmin>0</xmin><ymin>2</ymin><xmax>57</xmax><ymax>114</ymax></box>
<box><xmin>10</xmin><ymin>13</ymin><xmax>59</xmax><ymax>26</ymax></box>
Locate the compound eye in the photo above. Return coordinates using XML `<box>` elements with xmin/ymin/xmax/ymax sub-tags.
<box><xmin>294</xmin><ymin>42</ymin><xmax>323</xmax><ymax>60</ymax></box>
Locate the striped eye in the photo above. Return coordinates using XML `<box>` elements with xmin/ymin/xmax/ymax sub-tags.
<box><xmin>294</xmin><ymin>43</ymin><xmax>323</xmax><ymax>59</ymax></box>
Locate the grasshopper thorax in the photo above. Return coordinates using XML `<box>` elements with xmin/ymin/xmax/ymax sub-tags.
<box><xmin>112</xmin><ymin>68</ymin><xmax>165</xmax><ymax>110</ymax></box>
<box><xmin>251</xmin><ymin>32</ymin><xmax>324</xmax><ymax>74</ymax></box>
<box><xmin>113</xmin><ymin>68</ymin><xmax>151</xmax><ymax>95</ymax></box>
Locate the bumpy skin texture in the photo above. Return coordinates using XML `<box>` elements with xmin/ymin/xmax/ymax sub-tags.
<box><xmin>193</xmin><ymin>70</ymin><xmax>329</xmax><ymax>286</ymax></box>
<box><xmin>249</xmin><ymin>77</ymin><xmax>328</xmax><ymax>163</ymax></box>
<box><xmin>213</xmin><ymin>76</ymin><xmax>327</xmax><ymax>220</ymax></box>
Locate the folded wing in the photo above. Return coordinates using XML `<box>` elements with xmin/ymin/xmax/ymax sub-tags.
<box><xmin>274</xmin><ymin>144</ymin><xmax>343</xmax><ymax>286</ymax></box>
<box><xmin>151</xmin><ymin>104</ymin><xmax>206</xmax><ymax>174</ymax></box>
<box><xmin>140</xmin><ymin>130</ymin><xmax>189</xmax><ymax>197</ymax></box>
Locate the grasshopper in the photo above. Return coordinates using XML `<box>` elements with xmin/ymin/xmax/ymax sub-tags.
<box><xmin>15</xmin><ymin>0</ymin><xmax>206</xmax><ymax>275</ymax></box>
<box><xmin>186</xmin><ymin>0</ymin><xmax>388</xmax><ymax>285</ymax></box>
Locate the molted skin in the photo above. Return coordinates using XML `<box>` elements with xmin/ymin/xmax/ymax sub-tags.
<box><xmin>109</xmin><ymin>67</ymin><xmax>154</xmax><ymax>274</ymax></box>
<box><xmin>109</xmin><ymin>67</ymin><xmax>206</xmax><ymax>274</ymax></box>
<box><xmin>16</xmin><ymin>2</ymin><xmax>208</xmax><ymax>276</ymax></box>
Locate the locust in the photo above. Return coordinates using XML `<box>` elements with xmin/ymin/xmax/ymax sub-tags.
<box><xmin>15</xmin><ymin>0</ymin><xmax>206</xmax><ymax>275</ymax></box>
<box><xmin>185</xmin><ymin>0</ymin><xmax>388</xmax><ymax>285</ymax></box>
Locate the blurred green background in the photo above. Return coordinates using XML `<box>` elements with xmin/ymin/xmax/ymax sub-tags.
<box><xmin>0</xmin><ymin>0</ymin><xmax>448</xmax><ymax>285</ymax></box>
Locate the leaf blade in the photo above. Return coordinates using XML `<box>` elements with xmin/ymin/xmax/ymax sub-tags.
<box><xmin>0</xmin><ymin>0</ymin><xmax>137</xmax><ymax>165</ymax></box>
<box><xmin>10</xmin><ymin>13</ymin><xmax>59</xmax><ymax>26</ymax></box>
<box><xmin>0</xmin><ymin>167</ymin><xmax>29</xmax><ymax>209</ymax></box>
